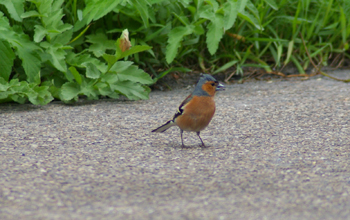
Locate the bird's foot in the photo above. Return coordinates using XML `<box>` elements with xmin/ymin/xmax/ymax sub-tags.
<box><xmin>181</xmin><ymin>144</ymin><xmax>191</xmax><ymax>149</ymax></box>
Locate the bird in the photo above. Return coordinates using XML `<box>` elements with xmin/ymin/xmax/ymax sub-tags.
<box><xmin>152</xmin><ymin>73</ymin><xmax>224</xmax><ymax>147</ymax></box>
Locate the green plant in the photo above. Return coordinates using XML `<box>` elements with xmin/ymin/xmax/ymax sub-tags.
<box><xmin>1</xmin><ymin>0</ymin><xmax>349</xmax><ymax>106</ymax></box>
<box><xmin>0</xmin><ymin>0</ymin><xmax>153</xmax><ymax>105</ymax></box>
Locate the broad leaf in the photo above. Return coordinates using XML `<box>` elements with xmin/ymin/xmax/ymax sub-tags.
<box><xmin>102</xmin><ymin>54</ymin><xmax>118</xmax><ymax>68</ymax></box>
<box><xmin>66</xmin><ymin>52</ymin><xmax>107</xmax><ymax>73</ymax></box>
<box><xmin>115</xmin><ymin>39</ymin><xmax>152</xmax><ymax>60</ymax></box>
<box><xmin>34</xmin><ymin>25</ymin><xmax>47</xmax><ymax>43</ymax></box>
<box><xmin>0</xmin><ymin>0</ymin><xmax>24</xmax><ymax>22</ymax></box>
<box><xmin>117</xmin><ymin>65</ymin><xmax>153</xmax><ymax>84</ymax></box>
<box><xmin>206</xmin><ymin>13</ymin><xmax>224</xmax><ymax>55</ymax></box>
<box><xmin>110</xmin><ymin>61</ymin><xmax>133</xmax><ymax>73</ymax></box>
<box><xmin>83</xmin><ymin>0</ymin><xmax>123</xmax><ymax>24</ymax></box>
<box><xmin>60</xmin><ymin>82</ymin><xmax>80</xmax><ymax>101</ymax></box>
<box><xmin>83</xmin><ymin>62</ymin><xmax>101</xmax><ymax>79</ymax></box>
<box><xmin>20</xmin><ymin>10</ymin><xmax>40</xmax><ymax>18</ymax></box>
<box><xmin>95</xmin><ymin>82</ymin><xmax>112</xmax><ymax>96</ymax></box>
<box><xmin>0</xmin><ymin>40</ymin><xmax>15</xmax><ymax>81</ymax></box>
<box><xmin>223</xmin><ymin>1</ymin><xmax>240</xmax><ymax>30</ymax></box>
<box><xmin>28</xmin><ymin>85</ymin><xmax>54</xmax><ymax>105</ymax></box>
<box><xmin>166</xmin><ymin>26</ymin><xmax>193</xmax><ymax>63</ymax></box>
<box><xmin>16</xmin><ymin>47</ymin><xmax>41</xmax><ymax>84</ymax></box>
<box><xmin>101</xmin><ymin>72</ymin><xmax>119</xmax><ymax>84</ymax></box>
<box><xmin>80</xmin><ymin>78</ymin><xmax>99</xmax><ymax>100</ymax></box>
<box><xmin>110</xmin><ymin>81</ymin><xmax>150</xmax><ymax>100</ymax></box>
<box><xmin>46</xmin><ymin>44</ymin><xmax>67</xmax><ymax>72</ymax></box>
<box><xmin>86</xmin><ymin>33</ymin><xmax>115</xmax><ymax>57</ymax></box>
<box><xmin>0</xmin><ymin>77</ymin><xmax>11</xmax><ymax>91</ymax></box>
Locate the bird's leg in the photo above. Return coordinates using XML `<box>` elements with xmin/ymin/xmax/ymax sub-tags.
<box><xmin>196</xmin><ymin>131</ymin><xmax>205</xmax><ymax>147</ymax></box>
<box><xmin>180</xmin><ymin>130</ymin><xmax>186</xmax><ymax>148</ymax></box>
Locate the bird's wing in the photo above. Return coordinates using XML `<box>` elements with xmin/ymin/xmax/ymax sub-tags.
<box><xmin>173</xmin><ymin>94</ymin><xmax>192</xmax><ymax>120</ymax></box>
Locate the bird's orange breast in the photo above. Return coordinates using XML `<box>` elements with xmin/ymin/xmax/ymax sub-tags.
<box><xmin>174</xmin><ymin>96</ymin><xmax>216</xmax><ymax>132</ymax></box>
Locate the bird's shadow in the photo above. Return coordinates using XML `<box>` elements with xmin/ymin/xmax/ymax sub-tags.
<box><xmin>151</xmin><ymin>140</ymin><xmax>211</xmax><ymax>150</ymax></box>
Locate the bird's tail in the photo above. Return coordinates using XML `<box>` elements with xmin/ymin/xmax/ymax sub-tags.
<box><xmin>152</xmin><ymin>120</ymin><xmax>175</xmax><ymax>133</ymax></box>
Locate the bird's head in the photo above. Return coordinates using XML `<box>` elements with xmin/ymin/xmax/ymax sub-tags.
<box><xmin>193</xmin><ymin>74</ymin><xmax>224</xmax><ymax>97</ymax></box>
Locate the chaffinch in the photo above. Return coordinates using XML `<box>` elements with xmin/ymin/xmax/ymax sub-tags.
<box><xmin>152</xmin><ymin>74</ymin><xmax>224</xmax><ymax>147</ymax></box>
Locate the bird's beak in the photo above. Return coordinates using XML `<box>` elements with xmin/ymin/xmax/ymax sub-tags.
<box><xmin>216</xmin><ymin>83</ymin><xmax>225</xmax><ymax>91</ymax></box>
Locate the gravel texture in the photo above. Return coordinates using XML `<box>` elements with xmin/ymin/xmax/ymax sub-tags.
<box><xmin>1</xmin><ymin>70</ymin><xmax>350</xmax><ymax>220</ymax></box>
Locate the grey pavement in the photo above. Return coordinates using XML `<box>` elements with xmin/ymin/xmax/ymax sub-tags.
<box><xmin>1</xmin><ymin>70</ymin><xmax>350</xmax><ymax>219</ymax></box>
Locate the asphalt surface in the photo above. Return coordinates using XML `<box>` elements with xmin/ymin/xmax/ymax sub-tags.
<box><xmin>1</xmin><ymin>70</ymin><xmax>350</xmax><ymax>220</ymax></box>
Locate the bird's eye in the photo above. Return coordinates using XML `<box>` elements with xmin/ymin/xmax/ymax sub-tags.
<box><xmin>211</xmin><ymin>83</ymin><xmax>215</xmax><ymax>86</ymax></box>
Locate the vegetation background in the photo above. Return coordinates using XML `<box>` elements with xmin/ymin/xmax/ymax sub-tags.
<box><xmin>0</xmin><ymin>0</ymin><xmax>349</xmax><ymax>105</ymax></box>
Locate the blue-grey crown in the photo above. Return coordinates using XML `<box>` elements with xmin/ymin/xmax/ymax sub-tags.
<box><xmin>200</xmin><ymin>73</ymin><xmax>217</xmax><ymax>82</ymax></box>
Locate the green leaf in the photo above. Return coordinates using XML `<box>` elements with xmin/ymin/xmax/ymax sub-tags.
<box><xmin>238</xmin><ymin>10</ymin><xmax>263</xmax><ymax>30</ymax></box>
<box><xmin>206</xmin><ymin>13</ymin><xmax>224</xmax><ymax>55</ymax></box>
<box><xmin>0</xmin><ymin>91</ymin><xmax>9</xmax><ymax>100</ymax></box>
<box><xmin>246</xmin><ymin>1</ymin><xmax>260</xmax><ymax>20</ymax></box>
<box><xmin>222</xmin><ymin>0</ymin><xmax>240</xmax><ymax>30</ymax></box>
<box><xmin>0</xmin><ymin>0</ymin><xmax>24</xmax><ymax>22</ymax></box>
<box><xmin>94</xmin><ymin>81</ymin><xmax>120</xmax><ymax>99</ymax></box>
<box><xmin>66</xmin><ymin>52</ymin><xmax>107</xmax><ymax>73</ymax></box>
<box><xmin>68</xmin><ymin>66</ymin><xmax>82</xmax><ymax>85</ymax></box>
<box><xmin>117</xmin><ymin>65</ymin><xmax>153</xmax><ymax>84</ymax></box>
<box><xmin>52</xmin><ymin>28</ymin><xmax>73</xmax><ymax>45</ymax></box>
<box><xmin>199</xmin><ymin>5</ymin><xmax>215</xmax><ymax>21</ymax></box>
<box><xmin>28</xmin><ymin>85</ymin><xmax>54</xmax><ymax>105</ymax></box>
<box><xmin>46</xmin><ymin>44</ymin><xmax>67</xmax><ymax>72</ymax></box>
<box><xmin>173</xmin><ymin>13</ymin><xmax>191</xmax><ymax>26</ymax></box>
<box><xmin>83</xmin><ymin>62</ymin><xmax>101</xmax><ymax>79</ymax></box>
<box><xmin>8</xmin><ymin>78</ymin><xmax>20</xmax><ymax>87</ymax></box>
<box><xmin>0</xmin><ymin>22</ymin><xmax>42</xmax><ymax>83</ymax></box>
<box><xmin>264</xmin><ymin>0</ymin><xmax>278</xmax><ymax>10</ymax></box>
<box><xmin>16</xmin><ymin>48</ymin><xmax>41</xmax><ymax>84</ymax></box>
<box><xmin>34</xmin><ymin>25</ymin><xmax>47</xmax><ymax>43</ymax></box>
<box><xmin>284</xmin><ymin>40</ymin><xmax>294</xmax><ymax>65</ymax></box>
<box><xmin>130</xmin><ymin>0</ymin><xmax>150</xmax><ymax>27</ymax></box>
<box><xmin>117</xmin><ymin>45</ymin><xmax>153</xmax><ymax>60</ymax></box>
<box><xmin>109</xmin><ymin>61</ymin><xmax>133</xmax><ymax>73</ymax></box>
<box><xmin>276</xmin><ymin>44</ymin><xmax>283</xmax><ymax>66</ymax></box>
<box><xmin>80</xmin><ymin>78</ymin><xmax>98</xmax><ymax>100</ymax></box>
<box><xmin>153</xmin><ymin>67</ymin><xmax>191</xmax><ymax>81</ymax></box>
<box><xmin>86</xmin><ymin>33</ymin><xmax>115</xmax><ymax>57</ymax></box>
<box><xmin>309</xmin><ymin>44</ymin><xmax>331</xmax><ymax>58</ymax></box>
<box><xmin>95</xmin><ymin>82</ymin><xmax>112</xmax><ymax>96</ymax></box>
<box><xmin>20</xmin><ymin>10</ymin><xmax>40</xmax><ymax>18</ymax></box>
<box><xmin>0</xmin><ymin>78</ymin><xmax>53</xmax><ymax>105</ymax></box>
<box><xmin>213</xmin><ymin>60</ymin><xmax>238</xmax><ymax>74</ymax></box>
<box><xmin>57</xmin><ymin>23</ymin><xmax>73</xmax><ymax>33</ymax></box>
<box><xmin>166</xmin><ymin>26</ymin><xmax>193</xmax><ymax>63</ymax></box>
<box><xmin>60</xmin><ymin>82</ymin><xmax>80</xmax><ymax>101</ymax></box>
<box><xmin>103</xmin><ymin>54</ymin><xmax>118</xmax><ymax>69</ymax></box>
<box><xmin>69</xmin><ymin>23</ymin><xmax>92</xmax><ymax>44</ymax></box>
<box><xmin>0</xmin><ymin>77</ymin><xmax>11</xmax><ymax>91</ymax></box>
<box><xmin>191</xmin><ymin>24</ymin><xmax>205</xmax><ymax>35</ymax></box>
<box><xmin>10</xmin><ymin>94</ymin><xmax>27</xmax><ymax>104</ymax></box>
<box><xmin>101</xmin><ymin>72</ymin><xmax>119</xmax><ymax>84</ymax></box>
<box><xmin>339</xmin><ymin>7</ymin><xmax>347</xmax><ymax>45</ymax></box>
<box><xmin>0</xmin><ymin>40</ymin><xmax>15</xmax><ymax>81</ymax></box>
<box><xmin>110</xmin><ymin>81</ymin><xmax>150</xmax><ymax>100</ymax></box>
<box><xmin>290</xmin><ymin>55</ymin><xmax>305</xmax><ymax>74</ymax></box>
<box><xmin>144</xmin><ymin>23</ymin><xmax>171</xmax><ymax>42</ymax></box>
<box><xmin>82</xmin><ymin>0</ymin><xmax>123</xmax><ymax>25</ymax></box>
